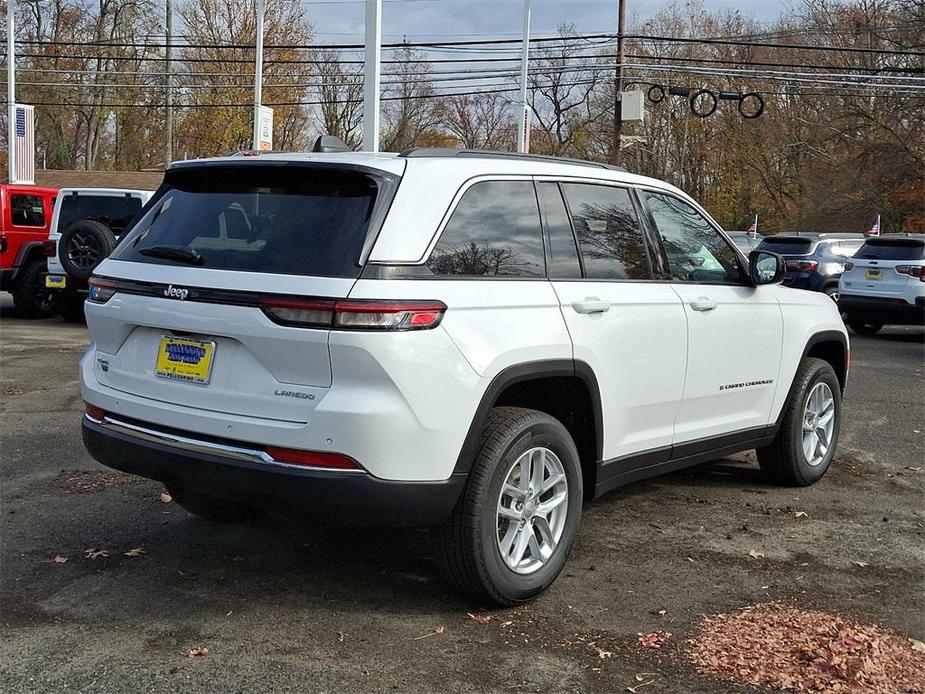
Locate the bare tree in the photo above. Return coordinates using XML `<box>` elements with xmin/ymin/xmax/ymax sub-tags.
<box><xmin>443</xmin><ymin>92</ymin><xmax>514</xmax><ymax>149</ymax></box>
<box><xmin>312</xmin><ymin>48</ymin><xmax>363</xmax><ymax>148</ymax></box>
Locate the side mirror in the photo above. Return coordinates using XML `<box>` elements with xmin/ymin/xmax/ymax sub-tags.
<box><xmin>749</xmin><ymin>249</ymin><xmax>784</xmax><ymax>285</ymax></box>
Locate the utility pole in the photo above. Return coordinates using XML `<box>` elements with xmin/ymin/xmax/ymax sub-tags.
<box><xmin>251</xmin><ymin>0</ymin><xmax>265</xmax><ymax>150</ymax></box>
<box><xmin>7</xmin><ymin>0</ymin><xmax>16</xmax><ymax>182</ymax></box>
<box><xmin>516</xmin><ymin>0</ymin><xmax>532</xmax><ymax>153</ymax></box>
<box><xmin>164</xmin><ymin>0</ymin><xmax>173</xmax><ymax>166</ymax></box>
<box><xmin>363</xmin><ymin>0</ymin><xmax>382</xmax><ymax>152</ymax></box>
<box><xmin>611</xmin><ymin>0</ymin><xmax>626</xmax><ymax>167</ymax></box>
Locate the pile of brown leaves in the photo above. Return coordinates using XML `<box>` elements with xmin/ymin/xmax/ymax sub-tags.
<box><xmin>52</xmin><ymin>470</ymin><xmax>135</xmax><ymax>494</ymax></box>
<box><xmin>687</xmin><ymin>603</ymin><xmax>925</xmax><ymax>692</ymax></box>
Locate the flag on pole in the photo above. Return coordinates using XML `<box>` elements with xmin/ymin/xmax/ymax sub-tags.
<box><xmin>745</xmin><ymin>214</ymin><xmax>758</xmax><ymax>237</ymax></box>
<box><xmin>865</xmin><ymin>215</ymin><xmax>881</xmax><ymax>237</ymax></box>
<box><xmin>13</xmin><ymin>105</ymin><xmax>35</xmax><ymax>185</ymax></box>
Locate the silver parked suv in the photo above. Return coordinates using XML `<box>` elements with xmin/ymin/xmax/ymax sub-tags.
<box><xmin>80</xmin><ymin>146</ymin><xmax>848</xmax><ymax>604</ymax></box>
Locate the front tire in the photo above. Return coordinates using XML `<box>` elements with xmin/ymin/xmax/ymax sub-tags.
<box><xmin>11</xmin><ymin>257</ymin><xmax>60</xmax><ymax>319</ymax></box>
<box><xmin>165</xmin><ymin>483</ymin><xmax>260</xmax><ymax>523</ymax></box>
<box><xmin>435</xmin><ymin>407</ymin><xmax>583</xmax><ymax>606</ymax></box>
<box><xmin>847</xmin><ymin>319</ymin><xmax>882</xmax><ymax>336</ymax></box>
<box><xmin>757</xmin><ymin>357</ymin><xmax>841</xmax><ymax>486</ymax></box>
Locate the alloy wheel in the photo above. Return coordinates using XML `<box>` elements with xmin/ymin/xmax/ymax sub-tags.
<box><xmin>802</xmin><ymin>382</ymin><xmax>836</xmax><ymax>466</ymax></box>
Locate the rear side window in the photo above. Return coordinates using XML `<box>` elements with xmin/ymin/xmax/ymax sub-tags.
<box><xmin>427</xmin><ymin>180</ymin><xmax>544</xmax><ymax>277</ymax></box>
<box><xmin>856</xmin><ymin>239</ymin><xmax>925</xmax><ymax>261</ymax></box>
<box><xmin>756</xmin><ymin>238</ymin><xmax>813</xmax><ymax>255</ymax></box>
<box><xmin>560</xmin><ymin>183</ymin><xmax>649</xmax><ymax>280</ymax></box>
<box><xmin>10</xmin><ymin>194</ymin><xmax>45</xmax><ymax>227</ymax></box>
<box><xmin>113</xmin><ymin>166</ymin><xmax>389</xmax><ymax>278</ymax></box>
<box><xmin>59</xmin><ymin>194</ymin><xmax>142</xmax><ymax>234</ymax></box>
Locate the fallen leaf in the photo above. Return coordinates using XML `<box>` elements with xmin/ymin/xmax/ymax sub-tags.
<box><xmin>337</xmin><ymin>631</ymin><xmax>347</xmax><ymax>642</ymax></box>
<box><xmin>853</xmin><ymin>560</ymin><xmax>869</xmax><ymax>568</ymax></box>
<box><xmin>500</xmin><ymin>620</ymin><xmax>513</xmax><ymax>628</ymax></box>
<box><xmin>793</xmin><ymin>511</ymin><xmax>808</xmax><ymax>518</ymax></box>
<box><xmin>182</xmin><ymin>646</ymin><xmax>208</xmax><ymax>658</ymax></box>
<box><xmin>466</xmin><ymin>612</ymin><xmax>492</xmax><ymax>625</ymax></box>
<box><xmin>627</xmin><ymin>680</ymin><xmax>655</xmax><ymax>693</ymax></box>
<box><xmin>123</xmin><ymin>547</ymin><xmax>146</xmax><ymax>557</ymax></box>
<box><xmin>748</xmin><ymin>549</ymin><xmax>765</xmax><ymax>559</ymax></box>
<box><xmin>639</xmin><ymin>631</ymin><xmax>671</xmax><ymax>649</ymax></box>
<box><xmin>159</xmin><ymin>491</ymin><xmax>172</xmax><ymax>503</ymax></box>
<box><xmin>53</xmin><ymin>555</ymin><xmax>68</xmax><ymax>564</ymax></box>
<box><xmin>84</xmin><ymin>548</ymin><xmax>109</xmax><ymax>560</ymax></box>
<box><xmin>592</xmin><ymin>644</ymin><xmax>613</xmax><ymax>659</ymax></box>
<box><xmin>413</xmin><ymin>625</ymin><xmax>445</xmax><ymax>640</ymax></box>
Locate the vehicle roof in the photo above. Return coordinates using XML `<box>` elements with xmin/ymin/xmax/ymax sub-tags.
<box><xmin>57</xmin><ymin>187</ymin><xmax>151</xmax><ymax>195</ymax></box>
<box><xmin>763</xmin><ymin>233</ymin><xmax>864</xmax><ymax>240</ymax></box>
<box><xmin>863</xmin><ymin>234</ymin><xmax>925</xmax><ymax>244</ymax></box>
<box><xmin>1</xmin><ymin>184</ymin><xmax>58</xmax><ymax>194</ymax></box>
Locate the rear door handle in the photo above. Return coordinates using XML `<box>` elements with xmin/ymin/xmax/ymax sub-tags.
<box><xmin>689</xmin><ymin>297</ymin><xmax>718</xmax><ymax>312</ymax></box>
<box><xmin>571</xmin><ymin>298</ymin><xmax>610</xmax><ymax>314</ymax></box>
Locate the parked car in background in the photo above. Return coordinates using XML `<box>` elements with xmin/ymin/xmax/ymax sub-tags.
<box><xmin>79</xmin><ymin>147</ymin><xmax>849</xmax><ymax>605</ymax></box>
<box><xmin>0</xmin><ymin>183</ymin><xmax>59</xmax><ymax>318</ymax></box>
<box><xmin>45</xmin><ymin>187</ymin><xmax>151</xmax><ymax>320</ymax></box>
<box><xmin>839</xmin><ymin>234</ymin><xmax>925</xmax><ymax>335</ymax></box>
<box><xmin>727</xmin><ymin>231</ymin><xmax>763</xmax><ymax>253</ymax></box>
<box><xmin>756</xmin><ymin>233</ymin><xmax>865</xmax><ymax>300</ymax></box>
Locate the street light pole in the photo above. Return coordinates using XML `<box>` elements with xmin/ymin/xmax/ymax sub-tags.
<box><xmin>251</xmin><ymin>0</ymin><xmax>265</xmax><ymax>150</ymax></box>
<box><xmin>363</xmin><ymin>0</ymin><xmax>382</xmax><ymax>152</ymax></box>
<box><xmin>7</xmin><ymin>0</ymin><xmax>16</xmax><ymax>182</ymax></box>
<box><xmin>165</xmin><ymin>0</ymin><xmax>173</xmax><ymax>165</ymax></box>
<box><xmin>516</xmin><ymin>0</ymin><xmax>532</xmax><ymax>153</ymax></box>
<box><xmin>611</xmin><ymin>0</ymin><xmax>626</xmax><ymax>167</ymax></box>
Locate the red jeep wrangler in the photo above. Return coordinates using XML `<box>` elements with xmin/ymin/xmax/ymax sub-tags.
<box><xmin>0</xmin><ymin>184</ymin><xmax>59</xmax><ymax>318</ymax></box>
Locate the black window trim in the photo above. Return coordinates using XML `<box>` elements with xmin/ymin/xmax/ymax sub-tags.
<box><xmin>536</xmin><ymin>180</ymin><xmax>584</xmax><ymax>279</ymax></box>
<box><xmin>637</xmin><ymin>185</ymin><xmax>752</xmax><ymax>287</ymax></box>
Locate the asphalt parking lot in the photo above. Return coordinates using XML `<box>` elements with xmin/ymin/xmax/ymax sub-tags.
<box><xmin>1</xmin><ymin>296</ymin><xmax>923</xmax><ymax>693</ymax></box>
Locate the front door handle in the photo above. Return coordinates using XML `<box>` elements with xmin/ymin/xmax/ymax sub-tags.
<box><xmin>689</xmin><ymin>297</ymin><xmax>718</xmax><ymax>312</ymax></box>
<box><xmin>571</xmin><ymin>298</ymin><xmax>610</xmax><ymax>314</ymax></box>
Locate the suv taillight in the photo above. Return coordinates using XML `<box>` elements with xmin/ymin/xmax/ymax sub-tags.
<box><xmin>785</xmin><ymin>259</ymin><xmax>818</xmax><ymax>271</ymax></box>
<box><xmin>87</xmin><ymin>277</ymin><xmax>117</xmax><ymax>303</ymax></box>
<box><xmin>259</xmin><ymin>298</ymin><xmax>447</xmax><ymax>331</ymax></box>
<box><xmin>43</xmin><ymin>239</ymin><xmax>56</xmax><ymax>257</ymax></box>
<box><xmin>895</xmin><ymin>265</ymin><xmax>924</xmax><ymax>279</ymax></box>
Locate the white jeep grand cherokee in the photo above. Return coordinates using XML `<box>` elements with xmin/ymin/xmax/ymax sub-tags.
<box><xmin>80</xmin><ymin>147</ymin><xmax>848</xmax><ymax>605</ymax></box>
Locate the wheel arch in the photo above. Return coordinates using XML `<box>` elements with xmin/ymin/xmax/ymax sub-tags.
<box><xmin>452</xmin><ymin>360</ymin><xmax>603</xmax><ymax>500</ymax></box>
<box><xmin>803</xmin><ymin>330</ymin><xmax>849</xmax><ymax>392</ymax></box>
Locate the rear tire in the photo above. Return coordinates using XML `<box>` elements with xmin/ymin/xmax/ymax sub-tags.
<box><xmin>59</xmin><ymin>220</ymin><xmax>117</xmax><ymax>280</ymax></box>
<box><xmin>757</xmin><ymin>357</ymin><xmax>841</xmax><ymax>486</ymax></box>
<box><xmin>165</xmin><ymin>483</ymin><xmax>260</xmax><ymax>523</ymax></box>
<box><xmin>435</xmin><ymin>407</ymin><xmax>583</xmax><ymax>606</ymax></box>
<box><xmin>11</xmin><ymin>257</ymin><xmax>60</xmax><ymax>319</ymax></box>
<box><xmin>847</xmin><ymin>319</ymin><xmax>882</xmax><ymax>336</ymax></box>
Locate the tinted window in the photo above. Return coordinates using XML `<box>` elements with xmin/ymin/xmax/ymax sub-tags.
<box><xmin>537</xmin><ymin>182</ymin><xmax>581</xmax><ymax>279</ymax></box>
<box><xmin>113</xmin><ymin>166</ymin><xmax>389</xmax><ymax>278</ymax></box>
<box><xmin>10</xmin><ymin>194</ymin><xmax>45</xmax><ymax>227</ymax></box>
<box><xmin>756</xmin><ymin>237</ymin><xmax>813</xmax><ymax>255</ymax></box>
<box><xmin>59</xmin><ymin>194</ymin><xmax>142</xmax><ymax>234</ymax></box>
<box><xmin>856</xmin><ymin>239</ymin><xmax>925</xmax><ymax>261</ymax></box>
<box><xmin>428</xmin><ymin>180</ymin><xmax>544</xmax><ymax>277</ymax></box>
<box><xmin>645</xmin><ymin>192</ymin><xmax>742</xmax><ymax>284</ymax></box>
<box><xmin>561</xmin><ymin>183</ymin><xmax>649</xmax><ymax>280</ymax></box>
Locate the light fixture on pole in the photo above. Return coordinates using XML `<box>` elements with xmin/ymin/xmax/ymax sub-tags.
<box><xmin>363</xmin><ymin>0</ymin><xmax>382</xmax><ymax>152</ymax></box>
<box><xmin>251</xmin><ymin>0</ymin><xmax>266</xmax><ymax>150</ymax></box>
<box><xmin>516</xmin><ymin>0</ymin><xmax>532</xmax><ymax>154</ymax></box>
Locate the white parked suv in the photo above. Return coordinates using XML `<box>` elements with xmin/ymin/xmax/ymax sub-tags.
<box><xmin>838</xmin><ymin>234</ymin><xmax>925</xmax><ymax>335</ymax></box>
<box><xmin>79</xmin><ymin>146</ymin><xmax>849</xmax><ymax>604</ymax></box>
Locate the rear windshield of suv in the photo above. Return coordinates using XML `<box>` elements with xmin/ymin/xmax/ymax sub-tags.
<box><xmin>112</xmin><ymin>165</ymin><xmax>394</xmax><ymax>278</ymax></box>
<box><xmin>855</xmin><ymin>239</ymin><xmax>925</xmax><ymax>261</ymax></box>
<box><xmin>756</xmin><ymin>237</ymin><xmax>813</xmax><ymax>255</ymax></box>
<box><xmin>59</xmin><ymin>193</ymin><xmax>143</xmax><ymax>234</ymax></box>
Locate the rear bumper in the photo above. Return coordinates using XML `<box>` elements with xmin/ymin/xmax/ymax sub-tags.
<box><xmin>83</xmin><ymin>416</ymin><xmax>466</xmax><ymax>528</ymax></box>
<box><xmin>839</xmin><ymin>294</ymin><xmax>925</xmax><ymax>325</ymax></box>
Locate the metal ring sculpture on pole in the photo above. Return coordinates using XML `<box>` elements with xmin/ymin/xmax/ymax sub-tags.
<box><xmin>690</xmin><ymin>88</ymin><xmax>718</xmax><ymax>118</ymax></box>
<box><xmin>738</xmin><ymin>92</ymin><xmax>765</xmax><ymax>119</ymax></box>
<box><xmin>647</xmin><ymin>85</ymin><xmax>665</xmax><ymax>103</ymax></box>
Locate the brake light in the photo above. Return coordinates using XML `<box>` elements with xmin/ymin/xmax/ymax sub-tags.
<box><xmin>87</xmin><ymin>276</ymin><xmax>116</xmax><ymax>303</ymax></box>
<box><xmin>259</xmin><ymin>297</ymin><xmax>446</xmax><ymax>331</ymax></box>
<box><xmin>844</xmin><ymin>261</ymin><xmax>854</xmax><ymax>271</ymax></box>
<box><xmin>785</xmin><ymin>259</ymin><xmax>818</xmax><ymax>271</ymax></box>
<box><xmin>84</xmin><ymin>402</ymin><xmax>106</xmax><ymax>421</ymax></box>
<box><xmin>265</xmin><ymin>446</ymin><xmax>362</xmax><ymax>470</ymax></box>
<box><xmin>43</xmin><ymin>239</ymin><xmax>56</xmax><ymax>257</ymax></box>
<box><xmin>895</xmin><ymin>265</ymin><xmax>924</xmax><ymax>279</ymax></box>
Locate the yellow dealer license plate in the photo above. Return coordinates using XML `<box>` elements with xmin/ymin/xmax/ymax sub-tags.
<box><xmin>155</xmin><ymin>336</ymin><xmax>216</xmax><ymax>385</ymax></box>
<box><xmin>45</xmin><ymin>275</ymin><xmax>66</xmax><ymax>288</ymax></box>
<box><xmin>865</xmin><ymin>269</ymin><xmax>882</xmax><ymax>280</ymax></box>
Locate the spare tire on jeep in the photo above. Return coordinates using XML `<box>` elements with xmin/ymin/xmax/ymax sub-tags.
<box><xmin>59</xmin><ymin>219</ymin><xmax>117</xmax><ymax>280</ymax></box>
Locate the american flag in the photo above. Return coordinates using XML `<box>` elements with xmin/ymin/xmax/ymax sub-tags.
<box><xmin>12</xmin><ymin>105</ymin><xmax>35</xmax><ymax>185</ymax></box>
<box><xmin>865</xmin><ymin>215</ymin><xmax>881</xmax><ymax>237</ymax></box>
<box><xmin>745</xmin><ymin>214</ymin><xmax>758</xmax><ymax>237</ymax></box>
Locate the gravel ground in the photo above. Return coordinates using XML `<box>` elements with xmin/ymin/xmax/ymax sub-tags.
<box><xmin>1</xmin><ymin>296</ymin><xmax>923</xmax><ymax>693</ymax></box>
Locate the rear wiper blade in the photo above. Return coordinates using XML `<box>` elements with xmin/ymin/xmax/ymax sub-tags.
<box><xmin>139</xmin><ymin>245</ymin><xmax>204</xmax><ymax>266</ymax></box>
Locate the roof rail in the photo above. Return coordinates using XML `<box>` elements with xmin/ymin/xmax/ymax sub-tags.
<box><xmin>398</xmin><ymin>147</ymin><xmax>627</xmax><ymax>172</ymax></box>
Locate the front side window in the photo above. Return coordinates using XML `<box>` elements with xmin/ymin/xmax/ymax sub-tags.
<box><xmin>427</xmin><ymin>180</ymin><xmax>545</xmax><ymax>277</ymax></box>
<box><xmin>561</xmin><ymin>183</ymin><xmax>650</xmax><ymax>280</ymax></box>
<box><xmin>10</xmin><ymin>194</ymin><xmax>45</xmax><ymax>227</ymax></box>
<box><xmin>644</xmin><ymin>192</ymin><xmax>743</xmax><ymax>284</ymax></box>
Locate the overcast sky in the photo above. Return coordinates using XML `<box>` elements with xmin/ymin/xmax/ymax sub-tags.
<box><xmin>302</xmin><ymin>0</ymin><xmax>790</xmax><ymax>42</ymax></box>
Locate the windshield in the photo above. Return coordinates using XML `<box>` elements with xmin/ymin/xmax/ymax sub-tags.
<box><xmin>111</xmin><ymin>165</ymin><xmax>395</xmax><ymax>278</ymax></box>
